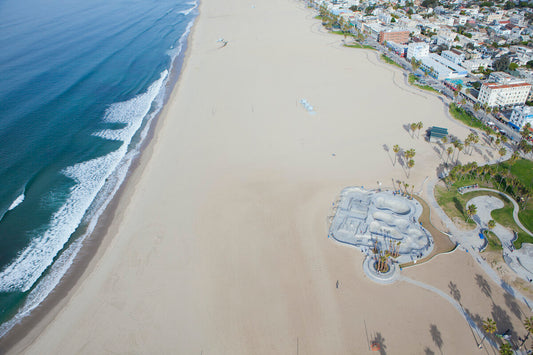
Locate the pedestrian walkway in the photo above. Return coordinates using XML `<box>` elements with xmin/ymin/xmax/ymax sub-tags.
<box><xmin>400</xmin><ymin>275</ymin><xmax>493</xmax><ymax>350</ymax></box>
<box><xmin>468</xmin><ymin>194</ymin><xmax>533</xmax><ymax>285</ymax></box>
<box><xmin>424</xmin><ymin>178</ymin><xmax>533</xmax><ymax>311</ymax></box>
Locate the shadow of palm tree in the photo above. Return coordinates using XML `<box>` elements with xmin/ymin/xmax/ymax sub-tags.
<box><xmin>383</xmin><ymin>144</ymin><xmax>394</xmax><ymax>166</ymax></box>
<box><xmin>449</xmin><ymin>281</ymin><xmax>462</xmax><ymax>305</ymax></box>
<box><xmin>492</xmin><ymin>303</ymin><xmax>516</xmax><ymax>347</ymax></box>
<box><xmin>504</xmin><ymin>292</ymin><xmax>523</xmax><ymax>320</ymax></box>
<box><xmin>464</xmin><ymin>307</ymin><xmax>484</xmax><ymax>346</ymax></box>
<box><xmin>500</xmin><ymin>281</ymin><xmax>515</xmax><ymax>297</ymax></box>
<box><xmin>475</xmin><ymin>274</ymin><xmax>493</xmax><ymax>301</ymax></box>
<box><xmin>430</xmin><ymin>324</ymin><xmax>443</xmax><ymax>355</ymax></box>
<box><xmin>371</xmin><ymin>332</ymin><xmax>387</xmax><ymax>355</ymax></box>
<box><xmin>433</xmin><ymin>146</ymin><xmax>442</xmax><ymax>159</ymax></box>
<box><xmin>424</xmin><ymin>347</ymin><xmax>435</xmax><ymax>355</ymax></box>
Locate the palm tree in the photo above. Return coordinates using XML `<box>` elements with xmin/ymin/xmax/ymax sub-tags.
<box><xmin>499</xmin><ymin>342</ymin><xmax>513</xmax><ymax>355</ymax></box>
<box><xmin>446</xmin><ymin>146</ymin><xmax>454</xmax><ymax>165</ymax></box>
<box><xmin>519</xmin><ymin>316</ymin><xmax>533</xmax><ymax>349</ymax></box>
<box><xmin>417</xmin><ymin>121</ymin><xmax>423</xmax><ymax>138</ymax></box>
<box><xmin>405</xmin><ymin>148</ymin><xmax>416</xmax><ymax>160</ymax></box>
<box><xmin>488</xmin><ymin>219</ymin><xmax>496</xmax><ymax>230</ymax></box>
<box><xmin>479</xmin><ymin>317</ymin><xmax>497</xmax><ymax>349</ymax></box>
<box><xmin>466</xmin><ymin>203</ymin><xmax>477</xmax><ymax>222</ymax></box>
<box><xmin>501</xmin><ymin>135</ymin><xmax>508</xmax><ymax>145</ymax></box>
<box><xmin>464</xmin><ymin>140</ymin><xmax>471</xmax><ymax>155</ymax></box>
<box><xmin>499</xmin><ymin>147</ymin><xmax>507</xmax><ymax>162</ymax></box>
<box><xmin>407</xmin><ymin>159</ymin><xmax>415</xmax><ymax>178</ymax></box>
<box><xmin>456</xmin><ymin>142</ymin><xmax>464</xmax><ymax>165</ymax></box>
<box><xmin>507</xmin><ymin>151</ymin><xmax>519</xmax><ymax>173</ymax></box>
<box><xmin>410</xmin><ymin>122</ymin><xmax>417</xmax><ymax>138</ymax></box>
<box><xmin>525</xmin><ymin>316</ymin><xmax>533</xmax><ymax>334</ymax></box>
<box><xmin>521</xmin><ymin>122</ymin><xmax>531</xmax><ymax>141</ymax></box>
<box><xmin>393</xmin><ymin>144</ymin><xmax>400</xmax><ymax>166</ymax></box>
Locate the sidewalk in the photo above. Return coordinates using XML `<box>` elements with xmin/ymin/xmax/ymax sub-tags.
<box><xmin>424</xmin><ymin>178</ymin><xmax>533</xmax><ymax>311</ymax></box>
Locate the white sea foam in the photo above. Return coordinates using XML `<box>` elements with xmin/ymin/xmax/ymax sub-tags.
<box><xmin>178</xmin><ymin>1</ymin><xmax>198</xmax><ymax>16</ymax></box>
<box><xmin>0</xmin><ymin>17</ymin><xmax>197</xmax><ymax>336</ymax></box>
<box><xmin>0</xmin><ymin>71</ymin><xmax>168</xmax><ymax>293</ymax></box>
<box><xmin>7</xmin><ymin>193</ymin><xmax>25</xmax><ymax>211</ymax></box>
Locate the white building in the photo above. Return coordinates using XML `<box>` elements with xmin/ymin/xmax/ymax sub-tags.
<box><xmin>489</xmin><ymin>71</ymin><xmax>524</xmax><ymax>85</ymax></box>
<box><xmin>419</xmin><ymin>53</ymin><xmax>468</xmax><ymax>80</ymax></box>
<box><xmin>485</xmin><ymin>11</ymin><xmax>503</xmax><ymax>24</ymax></box>
<box><xmin>441</xmin><ymin>49</ymin><xmax>465</xmax><ymax>65</ymax></box>
<box><xmin>435</xmin><ymin>31</ymin><xmax>457</xmax><ymax>47</ymax></box>
<box><xmin>461</xmin><ymin>58</ymin><xmax>492</xmax><ymax>72</ymax></box>
<box><xmin>510</xmin><ymin>13</ymin><xmax>526</xmax><ymax>27</ymax></box>
<box><xmin>454</xmin><ymin>16</ymin><xmax>468</xmax><ymax>26</ymax></box>
<box><xmin>406</xmin><ymin>42</ymin><xmax>429</xmax><ymax>60</ymax></box>
<box><xmin>477</xmin><ymin>82</ymin><xmax>531</xmax><ymax>108</ymax></box>
<box><xmin>509</xmin><ymin>105</ymin><xmax>533</xmax><ymax>130</ymax></box>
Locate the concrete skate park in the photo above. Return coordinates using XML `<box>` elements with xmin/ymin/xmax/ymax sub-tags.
<box><xmin>329</xmin><ymin>187</ymin><xmax>434</xmax><ymax>283</ymax></box>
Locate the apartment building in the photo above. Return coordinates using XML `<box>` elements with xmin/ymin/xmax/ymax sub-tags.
<box><xmin>477</xmin><ymin>82</ymin><xmax>531</xmax><ymax>108</ymax></box>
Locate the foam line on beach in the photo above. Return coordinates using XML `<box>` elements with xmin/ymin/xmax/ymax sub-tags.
<box><xmin>178</xmin><ymin>1</ymin><xmax>198</xmax><ymax>16</ymax></box>
<box><xmin>0</xmin><ymin>71</ymin><xmax>168</xmax><ymax>293</ymax></box>
<box><xmin>0</xmin><ymin>15</ymin><xmax>196</xmax><ymax>337</ymax></box>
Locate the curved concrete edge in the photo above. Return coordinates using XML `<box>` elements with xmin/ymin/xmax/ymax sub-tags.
<box><xmin>473</xmin><ymin>188</ymin><xmax>533</xmax><ymax>238</ymax></box>
<box><xmin>425</xmin><ymin>177</ymin><xmax>533</xmax><ymax>311</ymax></box>
<box><xmin>400</xmin><ymin>243</ymin><xmax>459</xmax><ymax>269</ymax></box>
<box><xmin>362</xmin><ymin>256</ymin><xmax>401</xmax><ymax>285</ymax></box>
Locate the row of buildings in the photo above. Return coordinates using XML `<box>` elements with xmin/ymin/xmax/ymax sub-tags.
<box><xmin>315</xmin><ymin>0</ymin><xmax>533</xmax><ymax>130</ymax></box>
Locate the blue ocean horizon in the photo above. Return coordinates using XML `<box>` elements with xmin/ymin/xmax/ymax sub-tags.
<box><xmin>0</xmin><ymin>0</ymin><xmax>196</xmax><ymax>336</ymax></box>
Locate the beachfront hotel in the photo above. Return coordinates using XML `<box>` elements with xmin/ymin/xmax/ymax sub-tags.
<box><xmin>477</xmin><ymin>82</ymin><xmax>531</xmax><ymax>108</ymax></box>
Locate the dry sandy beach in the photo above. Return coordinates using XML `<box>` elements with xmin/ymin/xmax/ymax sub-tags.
<box><xmin>8</xmin><ymin>0</ymin><xmax>532</xmax><ymax>353</ymax></box>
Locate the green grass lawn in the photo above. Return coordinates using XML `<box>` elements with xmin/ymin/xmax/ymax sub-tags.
<box><xmin>435</xmin><ymin>179</ymin><xmax>493</xmax><ymax>229</ymax></box>
<box><xmin>330</xmin><ymin>30</ymin><xmax>356</xmax><ymax>38</ymax></box>
<box><xmin>519</xmin><ymin>201</ymin><xmax>533</xmax><ymax>236</ymax></box>
<box><xmin>503</xmin><ymin>159</ymin><xmax>533</xmax><ymax>188</ymax></box>
<box><xmin>407</xmin><ymin>74</ymin><xmax>440</xmax><ymax>94</ymax></box>
<box><xmin>435</xmin><ymin>160</ymin><xmax>533</xmax><ymax>248</ymax></box>
<box><xmin>380</xmin><ymin>54</ymin><xmax>402</xmax><ymax>69</ymax></box>
<box><xmin>483</xmin><ymin>229</ymin><xmax>502</xmax><ymax>251</ymax></box>
<box><xmin>415</xmin><ymin>83</ymin><xmax>440</xmax><ymax>94</ymax></box>
<box><xmin>343</xmin><ymin>43</ymin><xmax>363</xmax><ymax>48</ymax></box>
<box><xmin>496</xmin><ymin>159</ymin><xmax>533</xmax><ymax>234</ymax></box>
<box><xmin>343</xmin><ymin>43</ymin><xmax>375</xmax><ymax>50</ymax></box>
<box><xmin>448</xmin><ymin>103</ymin><xmax>495</xmax><ymax>135</ymax></box>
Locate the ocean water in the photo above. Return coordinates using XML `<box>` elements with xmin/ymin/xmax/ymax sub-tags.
<box><xmin>0</xmin><ymin>0</ymin><xmax>197</xmax><ymax>336</ymax></box>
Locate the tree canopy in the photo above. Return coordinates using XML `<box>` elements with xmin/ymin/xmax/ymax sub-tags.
<box><xmin>492</xmin><ymin>56</ymin><xmax>510</xmax><ymax>72</ymax></box>
<box><xmin>421</xmin><ymin>0</ymin><xmax>438</xmax><ymax>8</ymax></box>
